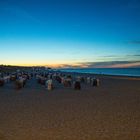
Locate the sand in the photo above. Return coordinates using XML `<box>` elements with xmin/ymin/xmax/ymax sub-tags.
<box><xmin>0</xmin><ymin>75</ymin><xmax>140</xmax><ymax>140</ymax></box>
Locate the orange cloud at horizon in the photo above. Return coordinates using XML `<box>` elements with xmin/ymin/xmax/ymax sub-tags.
<box><xmin>46</xmin><ymin>62</ymin><xmax>140</xmax><ymax>68</ymax></box>
<box><xmin>107</xmin><ymin>62</ymin><xmax>140</xmax><ymax>68</ymax></box>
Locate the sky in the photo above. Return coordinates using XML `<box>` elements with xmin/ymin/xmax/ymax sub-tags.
<box><xmin>0</xmin><ymin>0</ymin><xmax>140</xmax><ymax>68</ymax></box>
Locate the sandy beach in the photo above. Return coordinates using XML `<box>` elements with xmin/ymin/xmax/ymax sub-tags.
<box><xmin>0</xmin><ymin>74</ymin><xmax>140</xmax><ymax>140</ymax></box>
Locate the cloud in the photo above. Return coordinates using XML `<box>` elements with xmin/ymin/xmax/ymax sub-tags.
<box><xmin>126</xmin><ymin>54</ymin><xmax>140</xmax><ymax>57</ymax></box>
<box><xmin>79</xmin><ymin>61</ymin><xmax>140</xmax><ymax>68</ymax></box>
<box><xmin>55</xmin><ymin>61</ymin><xmax>140</xmax><ymax>68</ymax></box>
<box><xmin>98</xmin><ymin>54</ymin><xmax>140</xmax><ymax>62</ymax></box>
<box><xmin>102</xmin><ymin>55</ymin><xmax>118</xmax><ymax>58</ymax></box>
<box><xmin>128</xmin><ymin>41</ymin><xmax>140</xmax><ymax>44</ymax></box>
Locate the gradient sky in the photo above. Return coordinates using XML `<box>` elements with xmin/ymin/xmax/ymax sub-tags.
<box><xmin>0</xmin><ymin>0</ymin><xmax>140</xmax><ymax>68</ymax></box>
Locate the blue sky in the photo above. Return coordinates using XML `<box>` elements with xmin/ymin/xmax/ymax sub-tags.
<box><xmin>0</xmin><ymin>0</ymin><xmax>140</xmax><ymax>68</ymax></box>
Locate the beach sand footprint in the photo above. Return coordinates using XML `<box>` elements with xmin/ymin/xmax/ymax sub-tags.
<box><xmin>0</xmin><ymin>132</ymin><xmax>7</xmax><ymax>140</ymax></box>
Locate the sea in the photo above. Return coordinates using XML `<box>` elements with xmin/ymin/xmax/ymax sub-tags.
<box><xmin>59</xmin><ymin>68</ymin><xmax>140</xmax><ymax>77</ymax></box>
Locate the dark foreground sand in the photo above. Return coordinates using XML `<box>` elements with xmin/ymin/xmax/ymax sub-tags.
<box><xmin>0</xmin><ymin>75</ymin><xmax>140</xmax><ymax>140</ymax></box>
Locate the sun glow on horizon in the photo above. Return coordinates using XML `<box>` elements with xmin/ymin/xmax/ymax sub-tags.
<box><xmin>1</xmin><ymin>60</ymin><xmax>140</xmax><ymax>68</ymax></box>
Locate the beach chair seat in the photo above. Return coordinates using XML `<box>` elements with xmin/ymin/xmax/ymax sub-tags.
<box><xmin>74</xmin><ymin>81</ymin><xmax>81</xmax><ymax>90</ymax></box>
<box><xmin>47</xmin><ymin>79</ymin><xmax>53</xmax><ymax>90</ymax></box>
<box><xmin>41</xmin><ymin>79</ymin><xmax>46</xmax><ymax>85</ymax></box>
<box><xmin>0</xmin><ymin>79</ymin><xmax>4</xmax><ymax>87</ymax></box>
<box><xmin>22</xmin><ymin>78</ymin><xmax>27</xmax><ymax>87</ymax></box>
<box><xmin>87</xmin><ymin>77</ymin><xmax>91</xmax><ymax>84</ymax></box>
<box><xmin>91</xmin><ymin>78</ymin><xmax>100</xmax><ymax>87</ymax></box>
<box><xmin>15</xmin><ymin>80</ymin><xmax>23</xmax><ymax>89</ymax></box>
<box><xmin>56</xmin><ymin>76</ymin><xmax>61</xmax><ymax>83</ymax></box>
<box><xmin>10</xmin><ymin>75</ymin><xmax>16</xmax><ymax>81</ymax></box>
<box><xmin>37</xmin><ymin>78</ymin><xmax>41</xmax><ymax>84</ymax></box>
<box><xmin>81</xmin><ymin>77</ymin><xmax>85</xmax><ymax>83</ymax></box>
<box><xmin>63</xmin><ymin>79</ymin><xmax>71</xmax><ymax>87</ymax></box>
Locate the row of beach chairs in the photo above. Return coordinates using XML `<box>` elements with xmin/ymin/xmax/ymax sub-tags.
<box><xmin>36</xmin><ymin>72</ymin><xmax>100</xmax><ymax>90</ymax></box>
<box><xmin>0</xmin><ymin>71</ymin><xmax>100</xmax><ymax>91</ymax></box>
<box><xmin>0</xmin><ymin>72</ymin><xmax>33</xmax><ymax>89</ymax></box>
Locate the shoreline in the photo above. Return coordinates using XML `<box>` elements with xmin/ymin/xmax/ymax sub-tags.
<box><xmin>57</xmin><ymin>71</ymin><xmax>140</xmax><ymax>80</ymax></box>
<box><xmin>58</xmin><ymin>67</ymin><xmax>140</xmax><ymax>78</ymax></box>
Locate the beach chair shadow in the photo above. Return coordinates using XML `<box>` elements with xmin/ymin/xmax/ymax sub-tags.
<box><xmin>0</xmin><ymin>132</ymin><xmax>7</xmax><ymax>140</ymax></box>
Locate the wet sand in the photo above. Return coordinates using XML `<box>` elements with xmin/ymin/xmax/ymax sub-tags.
<box><xmin>0</xmin><ymin>75</ymin><xmax>140</xmax><ymax>140</ymax></box>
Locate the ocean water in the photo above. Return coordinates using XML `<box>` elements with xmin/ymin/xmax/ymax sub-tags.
<box><xmin>59</xmin><ymin>68</ymin><xmax>140</xmax><ymax>77</ymax></box>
